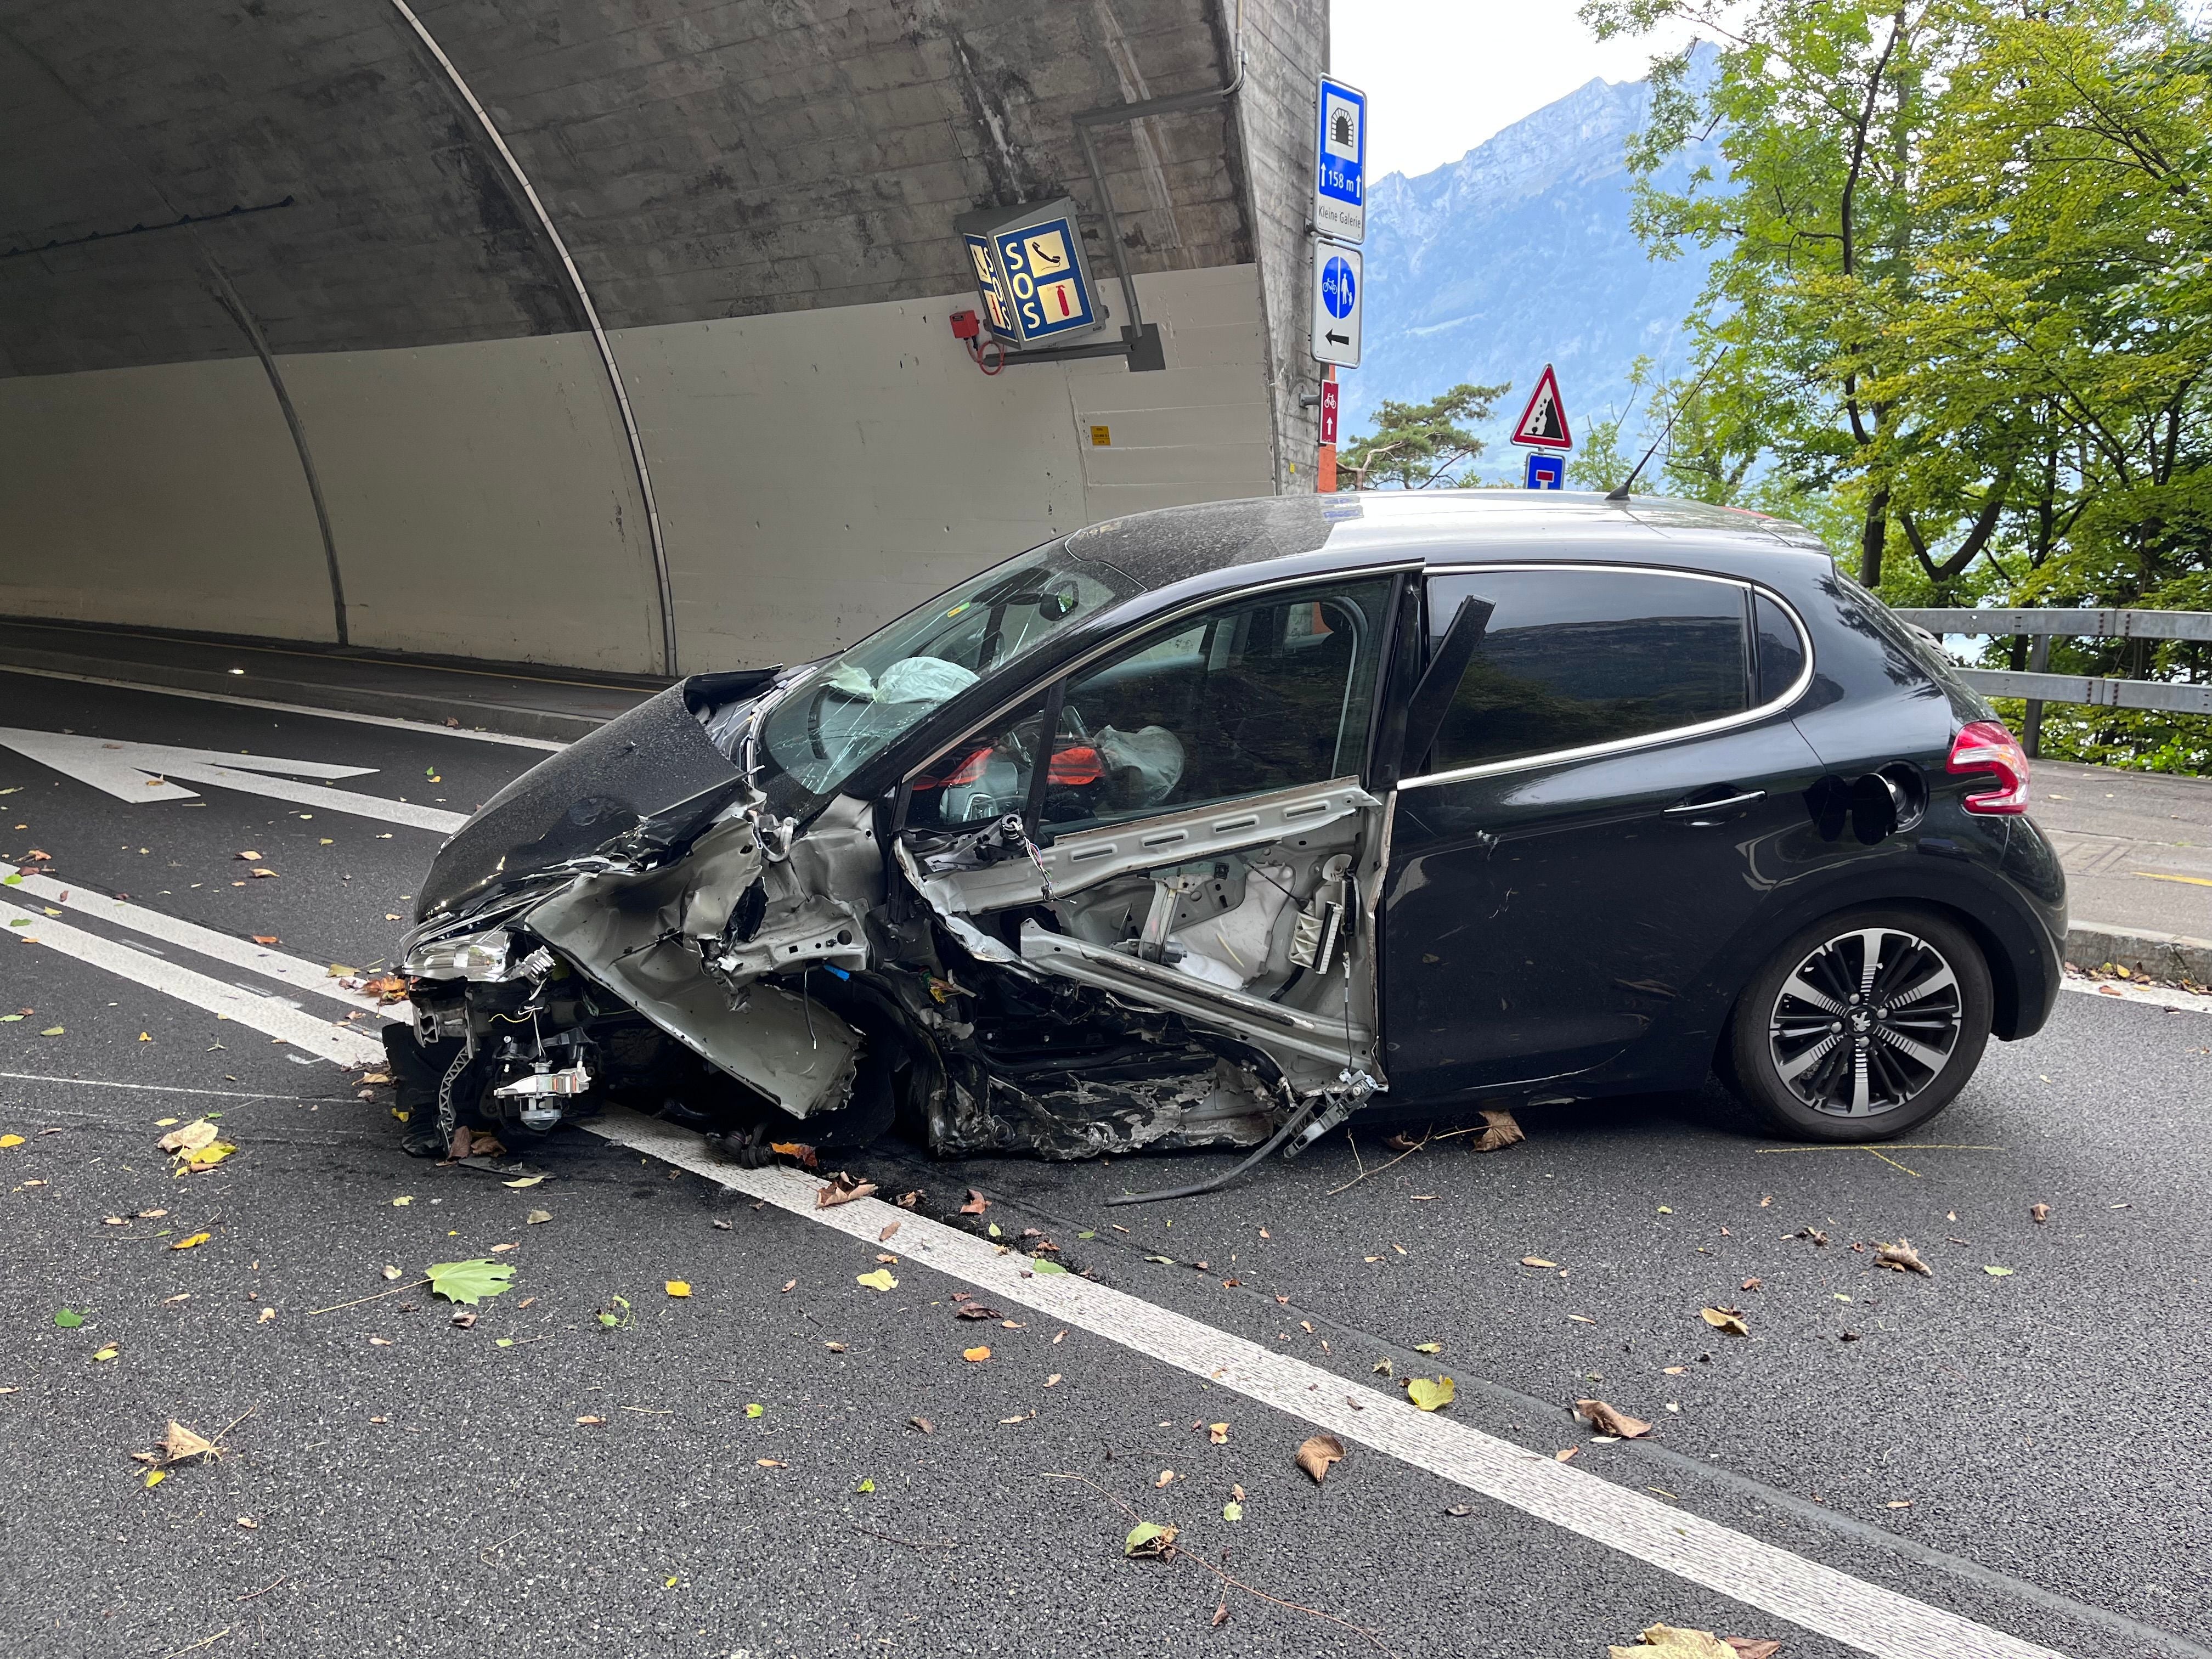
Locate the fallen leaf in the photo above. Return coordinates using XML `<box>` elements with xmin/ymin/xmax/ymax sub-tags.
<box><xmin>257</xmin><ymin>1307</ymin><xmax>276</xmax><ymax>1324</ymax></box>
<box><xmin>1983</xmin><ymin>1265</ymin><xmax>2015</xmax><ymax>1277</ymax></box>
<box><xmin>527</xmin><ymin>1209</ymin><xmax>551</xmax><ymax>1225</ymax></box>
<box><xmin>449</xmin><ymin>1311</ymin><xmax>476</xmax><ymax>1329</ymax></box>
<box><xmin>1045</xmin><ymin>1373</ymin><xmax>1062</xmax><ymax>1386</ymax></box>
<box><xmin>1222</xmin><ymin>1502</ymin><xmax>1243</xmax><ymax>1521</ymax></box>
<box><xmin>1124</xmin><ymin>1521</ymin><xmax>1177</xmax><ymax>1558</ymax></box>
<box><xmin>879</xmin><ymin>1221</ymin><xmax>901</xmax><ymax>1243</ymax></box>
<box><xmin>1574</xmin><ymin>1399</ymin><xmax>1653</xmax><ymax>1438</ymax></box>
<box><xmin>39</xmin><ymin>1027</ymin><xmax>63</xmax><ymax>1037</ymax></box>
<box><xmin>1209</xmin><ymin>1422</ymin><xmax>1229</xmax><ymax>1444</ymax></box>
<box><xmin>1154</xmin><ymin>1469</ymin><xmax>1178</xmax><ymax>1488</ymax></box>
<box><xmin>780</xmin><ymin>1279</ymin><xmax>797</xmax><ymax>1293</ymax></box>
<box><xmin>503</xmin><ymin>1175</ymin><xmax>546</xmax><ymax>1189</ymax></box>
<box><xmin>1741</xmin><ymin>1277</ymin><xmax>1763</xmax><ymax>1292</ymax></box>
<box><xmin>171</xmin><ymin>1233</ymin><xmax>211</xmax><ymax>1251</ymax></box>
<box><xmin>855</xmin><ymin>1268</ymin><xmax>898</xmax><ymax>1291</ymax></box>
<box><xmin>754</xmin><ymin>1458</ymin><xmax>783</xmax><ymax>1468</ymax></box>
<box><xmin>236</xmin><ymin>850</ymin><xmax>261</xmax><ymax>861</ymax></box>
<box><xmin>575</xmin><ymin>1415</ymin><xmax>606</xmax><ymax>1425</ymax></box>
<box><xmin>746</xmin><ymin>1403</ymin><xmax>764</xmax><ymax>1418</ymax></box>
<box><xmin>138</xmin><ymin>1209</ymin><xmax>166</xmax><ymax>1219</ymax></box>
<box><xmin>1414</xmin><ymin>1341</ymin><xmax>1443</xmax><ymax>1355</ymax></box>
<box><xmin>1555</xmin><ymin>1446</ymin><xmax>1579</xmax><ymax>1462</ymax></box>
<box><xmin>380</xmin><ymin>1265</ymin><xmax>401</xmax><ymax>1280</ymax></box>
<box><xmin>962</xmin><ymin>1345</ymin><xmax>991</xmax><ymax>1362</ymax></box>
<box><xmin>1469</xmin><ymin>1108</ymin><xmax>1523</xmax><ymax>1153</ymax></box>
<box><xmin>1406</xmin><ymin>1375</ymin><xmax>1455</xmax><ymax>1412</ymax></box>
<box><xmin>54</xmin><ymin>1308</ymin><xmax>84</xmax><ymax>1328</ymax></box>
<box><xmin>954</xmin><ymin>1301</ymin><xmax>1003</xmax><ymax>1321</ymax></box>
<box><xmin>1875</xmin><ymin>1238</ymin><xmax>1932</xmax><ymax>1276</ymax></box>
<box><xmin>960</xmin><ymin>1189</ymin><xmax>990</xmax><ymax>1215</ymax></box>
<box><xmin>391</xmin><ymin>1196</ymin><xmax>413</xmax><ymax>1207</ymax></box>
<box><xmin>855</xmin><ymin>1477</ymin><xmax>875</xmax><ymax>1493</ymax></box>
<box><xmin>149</xmin><ymin>1421</ymin><xmax>222</xmax><ymax>1470</ymax></box>
<box><xmin>1700</xmin><ymin>1307</ymin><xmax>1750</xmax><ymax>1336</ymax></box>
<box><xmin>236</xmin><ymin>1516</ymin><xmax>258</xmax><ymax>1530</ymax></box>
<box><xmin>823</xmin><ymin>1341</ymin><xmax>846</xmax><ymax>1352</ymax></box>
<box><xmin>1886</xmin><ymin>1499</ymin><xmax>1912</xmax><ymax>1509</ymax></box>
<box><xmin>1521</xmin><ymin>1256</ymin><xmax>1558</xmax><ymax>1268</ymax></box>
<box><xmin>251</xmin><ymin>935</ymin><xmax>279</xmax><ymax>945</ymax></box>
<box><xmin>909</xmin><ymin>1417</ymin><xmax>933</xmax><ymax>1434</ymax></box>
<box><xmin>2029</xmin><ymin>1203</ymin><xmax>2050</xmax><ymax>1224</ymax></box>
<box><xmin>1029</xmin><ymin>1257</ymin><xmax>1069</xmax><ymax>1275</ymax></box>
<box><xmin>1723</xmin><ymin>1642</ymin><xmax>1783</xmax><ymax>1658</ymax></box>
<box><xmin>816</xmin><ymin>1171</ymin><xmax>877</xmax><ymax>1209</ymax></box>
<box><xmin>144</xmin><ymin>1469</ymin><xmax>165</xmax><ymax>1488</ymax></box>
<box><xmin>896</xmin><ymin>1189</ymin><xmax>922</xmax><ymax>1208</ymax></box>
<box><xmin>665</xmin><ymin>1280</ymin><xmax>692</xmax><ymax>1298</ymax></box>
<box><xmin>1294</xmin><ymin>1434</ymin><xmax>1345</xmax><ymax>1482</ymax></box>
<box><xmin>1789</xmin><ymin>1227</ymin><xmax>1829</xmax><ymax>1246</ymax></box>
<box><xmin>156</xmin><ymin>1120</ymin><xmax>218</xmax><ymax>1155</ymax></box>
<box><xmin>1</xmin><ymin>1135</ymin><xmax>27</xmax><ymax>1149</ymax></box>
<box><xmin>368</xmin><ymin>1336</ymin><xmax>392</xmax><ymax>1346</ymax></box>
<box><xmin>426</xmin><ymin>1258</ymin><xmax>516</xmax><ymax>1305</ymax></box>
<box><xmin>1609</xmin><ymin>1626</ymin><xmax>1740</xmax><ymax>1658</ymax></box>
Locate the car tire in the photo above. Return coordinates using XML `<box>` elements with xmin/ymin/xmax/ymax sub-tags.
<box><xmin>1724</xmin><ymin>906</ymin><xmax>1992</xmax><ymax>1143</ymax></box>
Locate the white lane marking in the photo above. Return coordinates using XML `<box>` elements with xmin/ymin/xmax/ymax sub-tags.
<box><xmin>587</xmin><ymin>1107</ymin><xmax>2071</xmax><ymax>1659</ymax></box>
<box><xmin>0</xmin><ymin>1073</ymin><xmax>325</xmax><ymax>1101</ymax></box>
<box><xmin>2061</xmin><ymin>975</ymin><xmax>2212</xmax><ymax>1015</ymax></box>
<box><xmin>0</xmin><ymin>663</ymin><xmax>568</xmax><ymax>750</ymax></box>
<box><xmin>1</xmin><ymin>860</ymin><xmax>409</xmax><ymax>1019</ymax></box>
<box><xmin>1</xmin><ymin>896</ymin><xmax>385</xmax><ymax>1068</ymax></box>
<box><xmin>0</xmin><ymin>726</ymin><xmax>466</xmax><ymax>833</ymax></box>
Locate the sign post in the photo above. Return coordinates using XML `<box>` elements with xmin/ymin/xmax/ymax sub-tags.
<box><xmin>1313</xmin><ymin>76</ymin><xmax>1367</xmax><ymax>242</ymax></box>
<box><xmin>1311</xmin><ymin>75</ymin><xmax>1367</xmax><ymax>491</ymax></box>
<box><xmin>1510</xmin><ymin>363</ymin><xmax>1573</xmax><ymax>489</ymax></box>
<box><xmin>954</xmin><ymin>197</ymin><xmax>1105</xmax><ymax>351</ymax></box>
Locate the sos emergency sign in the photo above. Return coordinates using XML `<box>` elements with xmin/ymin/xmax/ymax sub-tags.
<box><xmin>956</xmin><ymin>198</ymin><xmax>1106</xmax><ymax>349</ymax></box>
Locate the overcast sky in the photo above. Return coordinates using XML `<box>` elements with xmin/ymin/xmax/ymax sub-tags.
<box><xmin>1329</xmin><ymin>1</ymin><xmax>1705</xmax><ymax>179</ymax></box>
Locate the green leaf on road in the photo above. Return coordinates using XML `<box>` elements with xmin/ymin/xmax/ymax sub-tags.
<box><xmin>1406</xmin><ymin>1375</ymin><xmax>1456</xmax><ymax>1412</ymax></box>
<box><xmin>1983</xmin><ymin>1265</ymin><xmax>2015</xmax><ymax>1276</ymax></box>
<box><xmin>1222</xmin><ymin>1502</ymin><xmax>1243</xmax><ymax>1522</ymax></box>
<box><xmin>53</xmin><ymin>1308</ymin><xmax>84</xmax><ymax>1328</ymax></box>
<box><xmin>1414</xmin><ymin>1342</ymin><xmax>1443</xmax><ymax>1354</ymax></box>
<box><xmin>1029</xmin><ymin>1257</ymin><xmax>1068</xmax><ymax>1274</ymax></box>
<box><xmin>855</xmin><ymin>1268</ymin><xmax>898</xmax><ymax>1291</ymax></box>
<box><xmin>855</xmin><ymin>1477</ymin><xmax>875</xmax><ymax>1493</ymax></box>
<box><xmin>1124</xmin><ymin>1521</ymin><xmax>1177</xmax><ymax>1557</ymax></box>
<box><xmin>746</xmin><ymin>1403</ymin><xmax>764</xmax><ymax>1418</ymax></box>
<box><xmin>426</xmin><ymin>1258</ymin><xmax>516</xmax><ymax>1305</ymax></box>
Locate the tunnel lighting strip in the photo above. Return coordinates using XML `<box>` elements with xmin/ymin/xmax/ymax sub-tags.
<box><xmin>385</xmin><ymin>0</ymin><xmax>679</xmax><ymax>678</ymax></box>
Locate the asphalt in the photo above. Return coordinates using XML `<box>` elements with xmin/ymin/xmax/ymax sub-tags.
<box><xmin>2</xmin><ymin>672</ymin><xmax>2207</xmax><ymax>1659</ymax></box>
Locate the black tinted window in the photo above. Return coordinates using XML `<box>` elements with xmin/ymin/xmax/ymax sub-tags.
<box><xmin>1423</xmin><ymin>569</ymin><xmax>1751</xmax><ymax>771</ymax></box>
<box><xmin>1753</xmin><ymin>593</ymin><xmax>1807</xmax><ymax>706</ymax></box>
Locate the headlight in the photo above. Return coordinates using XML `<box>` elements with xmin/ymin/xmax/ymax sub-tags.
<box><xmin>404</xmin><ymin>928</ymin><xmax>515</xmax><ymax>981</ymax></box>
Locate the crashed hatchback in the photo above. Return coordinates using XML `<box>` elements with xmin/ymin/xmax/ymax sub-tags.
<box><xmin>388</xmin><ymin>492</ymin><xmax>2067</xmax><ymax>1188</ymax></box>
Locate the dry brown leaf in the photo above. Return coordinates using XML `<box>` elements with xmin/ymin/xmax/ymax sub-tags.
<box><xmin>769</xmin><ymin>1140</ymin><xmax>819</xmax><ymax>1169</ymax></box>
<box><xmin>1469</xmin><ymin>1108</ymin><xmax>1523</xmax><ymax>1153</ymax></box>
<box><xmin>1574</xmin><ymin>1398</ymin><xmax>1654</xmax><ymax>1439</ymax></box>
<box><xmin>1294</xmin><ymin>1433</ymin><xmax>1345</xmax><ymax>1483</ymax></box>
<box><xmin>954</xmin><ymin>1301</ymin><xmax>1002</xmax><ymax>1321</ymax></box>
<box><xmin>959</xmin><ymin>1188</ymin><xmax>990</xmax><ymax>1215</ymax></box>
<box><xmin>1154</xmin><ymin>1469</ymin><xmax>1177</xmax><ymax>1488</ymax></box>
<box><xmin>908</xmin><ymin>1417</ymin><xmax>934</xmax><ymax>1434</ymax></box>
<box><xmin>250</xmin><ymin>934</ymin><xmax>280</xmax><ymax>945</ymax></box>
<box><xmin>816</xmin><ymin>1171</ymin><xmax>877</xmax><ymax>1209</ymax></box>
<box><xmin>2029</xmin><ymin>1203</ymin><xmax>2050</xmax><ymax>1224</ymax></box>
<box><xmin>155</xmin><ymin>1421</ymin><xmax>221</xmax><ymax>1466</ymax></box>
<box><xmin>156</xmin><ymin>1120</ymin><xmax>218</xmax><ymax>1155</ymax></box>
<box><xmin>1608</xmin><ymin>1627</ymin><xmax>1739</xmax><ymax>1658</ymax></box>
<box><xmin>1208</xmin><ymin>1422</ymin><xmax>1228</xmax><ymax>1444</ymax></box>
<box><xmin>575</xmin><ymin>1415</ymin><xmax>606</xmax><ymax>1425</ymax></box>
<box><xmin>1520</xmin><ymin>1255</ymin><xmax>1558</xmax><ymax>1268</ymax></box>
<box><xmin>962</xmin><ymin>1345</ymin><xmax>992</xmax><ymax>1363</ymax></box>
<box><xmin>1874</xmin><ymin>1238</ymin><xmax>1932</xmax><ymax>1276</ymax></box>
<box><xmin>896</xmin><ymin>1189</ymin><xmax>922</xmax><ymax>1209</ymax></box>
<box><xmin>1554</xmin><ymin>1446</ymin><xmax>1579</xmax><ymax>1462</ymax></box>
<box><xmin>1723</xmin><ymin>1642</ymin><xmax>1783</xmax><ymax>1658</ymax></box>
<box><xmin>1740</xmin><ymin>1277</ymin><xmax>1763</xmax><ymax>1292</ymax></box>
<box><xmin>878</xmin><ymin>1221</ymin><xmax>901</xmax><ymax>1243</ymax></box>
<box><xmin>1700</xmin><ymin>1307</ymin><xmax>1750</xmax><ymax>1337</ymax></box>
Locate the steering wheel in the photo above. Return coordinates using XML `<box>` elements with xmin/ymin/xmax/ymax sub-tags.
<box><xmin>803</xmin><ymin>683</ymin><xmax>831</xmax><ymax>761</ymax></box>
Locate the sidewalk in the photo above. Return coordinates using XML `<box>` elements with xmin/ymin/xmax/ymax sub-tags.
<box><xmin>0</xmin><ymin>616</ymin><xmax>665</xmax><ymax>744</ymax></box>
<box><xmin>3</xmin><ymin>616</ymin><xmax>2206</xmax><ymax>980</ymax></box>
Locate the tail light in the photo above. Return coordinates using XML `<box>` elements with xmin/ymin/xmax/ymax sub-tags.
<box><xmin>1946</xmin><ymin>720</ymin><xmax>2030</xmax><ymax>815</ymax></box>
<box><xmin>1047</xmin><ymin>745</ymin><xmax>1102</xmax><ymax>786</ymax></box>
<box><xmin>917</xmin><ymin>746</ymin><xmax>994</xmax><ymax>789</ymax></box>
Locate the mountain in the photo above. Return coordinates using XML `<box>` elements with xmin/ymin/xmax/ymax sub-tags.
<box><xmin>1345</xmin><ymin>51</ymin><xmax>1724</xmax><ymax>479</ymax></box>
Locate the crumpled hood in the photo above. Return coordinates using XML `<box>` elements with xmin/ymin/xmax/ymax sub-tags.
<box><xmin>413</xmin><ymin>670</ymin><xmax>777</xmax><ymax>923</ymax></box>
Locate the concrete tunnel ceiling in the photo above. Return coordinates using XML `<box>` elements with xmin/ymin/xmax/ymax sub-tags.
<box><xmin>0</xmin><ymin>1</ymin><xmax>1255</xmax><ymax>370</ymax></box>
<box><xmin>0</xmin><ymin>1</ymin><xmax>1326</xmax><ymax>676</ymax></box>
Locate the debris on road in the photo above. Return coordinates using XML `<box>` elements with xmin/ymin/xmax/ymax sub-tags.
<box><xmin>817</xmin><ymin>1171</ymin><xmax>876</xmax><ymax>1209</ymax></box>
<box><xmin>1699</xmin><ymin>1307</ymin><xmax>1750</xmax><ymax>1337</ymax></box>
<box><xmin>426</xmin><ymin>1259</ymin><xmax>516</xmax><ymax>1305</ymax></box>
<box><xmin>1573</xmin><ymin>1400</ymin><xmax>1652</xmax><ymax>1439</ymax></box>
<box><xmin>1874</xmin><ymin>1239</ymin><xmax>1932</xmax><ymax>1276</ymax></box>
<box><xmin>2030</xmin><ymin>1203</ymin><xmax>2050</xmax><ymax>1224</ymax></box>
<box><xmin>1295</xmin><ymin>1433</ymin><xmax>1345</xmax><ymax>1482</ymax></box>
<box><xmin>1610</xmin><ymin>1626</ymin><xmax>1775</xmax><ymax>1657</ymax></box>
<box><xmin>1406</xmin><ymin>1376</ymin><xmax>1454</xmax><ymax>1412</ymax></box>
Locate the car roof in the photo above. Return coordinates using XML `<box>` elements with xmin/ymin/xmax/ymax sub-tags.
<box><xmin>1062</xmin><ymin>489</ymin><xmax>1836</xmax><ymax>595</ymax></box>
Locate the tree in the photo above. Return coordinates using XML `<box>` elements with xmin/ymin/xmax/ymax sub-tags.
<box><xmin>1341</xmin><ymin>382</ymin><xmax>1512</xmax><ymax>489</ymax></box>
<box><xmin>1583</xmin><ymin>0</ymin><xmax>2212</xmax><ymax>770</ymax></box>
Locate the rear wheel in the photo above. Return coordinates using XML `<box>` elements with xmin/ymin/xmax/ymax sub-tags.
<box><xmin>1725</xmin><ymin>907</ymin><xmax>1991</xmax><ymax>1142</ymax></box>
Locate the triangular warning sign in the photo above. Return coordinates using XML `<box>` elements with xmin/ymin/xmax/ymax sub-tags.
<box><xmin>1511</xmin><ymin>364</ymin><xmax>1573</xmax><ymax>450</ymax></box>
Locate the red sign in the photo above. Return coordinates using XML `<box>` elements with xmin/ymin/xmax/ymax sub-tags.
<box><xmin>1319</xmin><ymin>380</ymin><xmax>1339</xmax><ymax>446</ymax></box>
<box><xmin>1510</xmin><ymin>363</ymin><xmax>1573</xmax><ymax>450</ymax></box>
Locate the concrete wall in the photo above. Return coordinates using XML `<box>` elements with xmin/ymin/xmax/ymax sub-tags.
<box><xmin>0</xmin><ymin>264</ymin><xmax>1272</xmax><ymax>672</ymax></box>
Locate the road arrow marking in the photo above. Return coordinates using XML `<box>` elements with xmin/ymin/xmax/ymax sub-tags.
<box><xmin>0</xmin><ymin>727</ymin><xmax>466</xmax><ymax>832</ymax></box>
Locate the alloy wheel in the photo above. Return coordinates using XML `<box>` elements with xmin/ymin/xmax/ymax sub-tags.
<box><xmin>1768</xmin><ymin>927</ymin><xmax>1963</xmax><ymax>1118</ymax></box>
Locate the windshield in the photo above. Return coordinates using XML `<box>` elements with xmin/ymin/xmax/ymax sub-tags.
<box><xmin>757</xmin><ymin>540</ymin><xmax>1141</xmax><ymax>817</ymax></box>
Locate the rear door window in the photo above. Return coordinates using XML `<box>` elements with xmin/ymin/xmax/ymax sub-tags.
<box><xmin>1420</xmin><ymin>568</ymin><xmax>1752</xmax><ymax>773</ymax></box>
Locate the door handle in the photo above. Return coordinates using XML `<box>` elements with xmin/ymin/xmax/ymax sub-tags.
<box><xmin>1663</xmin><ymin>789</ymin><xmax>1765</xmax><ymax>817</ymax></box>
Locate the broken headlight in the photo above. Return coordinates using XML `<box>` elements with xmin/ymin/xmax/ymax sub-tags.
<box><xmin>403</xmin><ymin>927</ymin><xmax>516</xmax><ymax>982</ymax></box>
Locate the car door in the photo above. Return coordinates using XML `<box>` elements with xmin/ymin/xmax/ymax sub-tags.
<box><xmin>1381</xmin><ymin>563</ymin><xmax>1826</xmax><ymax>1101</ymax></box>
<box><xmin>896</xmin><ymin>573</ymin><xmax>1402</xmax><ymax>1090</ymax></box>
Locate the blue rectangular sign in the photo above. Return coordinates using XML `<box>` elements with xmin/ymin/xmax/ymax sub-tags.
<box><xmin>1525</xmin><ymin>451</ymin><xmax>1566</xmax><ymax>490</ymax></box>
<box><xmin>991</xmin><ymin>216</ymin><xmax>1096</xmax><ymax>342</ymax></box>
<box><xmin>1314</xmin><ymin>75</ymin><xmax>1367</xmax><ymax>241</ymax></box>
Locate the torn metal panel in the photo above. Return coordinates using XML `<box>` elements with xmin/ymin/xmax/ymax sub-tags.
<box><xmin>914</xmin><ymin>777</ymin><xmax>1378</xmax><ymax>916</ymax></box>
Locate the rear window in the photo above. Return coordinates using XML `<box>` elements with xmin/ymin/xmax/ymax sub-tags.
<box><xmin>1423</xmin><ymin>568</ymin><xmax>1752</xmax><ymax>772</ymax></box>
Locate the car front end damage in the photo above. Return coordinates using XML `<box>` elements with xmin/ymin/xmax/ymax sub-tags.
<box><xmin>391</xmin><ymin>671</ymin><xmax>1389</xmax><ymax>1173</ymax></box>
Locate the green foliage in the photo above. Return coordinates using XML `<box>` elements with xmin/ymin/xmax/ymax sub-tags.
<box><xmin>1341</xmin><ymin>382</ymin><xmax>1512</xmax><ymax>489</ymax></box>
<box><xmin>426</xmin><ymin>1258</ymin><xmax>515</xmax><ymax>1306</ymax></box>
<box><xmin>1582</xmin><ymin>0</ymin><xmax>2212</xmax><ymax>769</ymax></box>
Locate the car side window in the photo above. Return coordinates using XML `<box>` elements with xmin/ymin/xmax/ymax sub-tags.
<box><xmin>905</xmin><ymin>579</ymin><xmax>1394</xmax><ymax>836</ymax></box>
<box><xmin>1753</xmin><ymin>592</ymin><xmax>1808</xmax><ymax>706</ymax></box>
<box><xmin>1420</xmin><ymin>568</ymin><xmax>1752</xmax><ymax>773</ymax></box>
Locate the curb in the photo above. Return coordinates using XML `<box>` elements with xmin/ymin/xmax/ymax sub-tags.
<box><xmin>2064</xmin><ymin>920</ymin><xmax>2212</xmax><ymax>987</ymax></box>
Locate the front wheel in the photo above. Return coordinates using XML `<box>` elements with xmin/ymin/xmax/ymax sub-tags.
<box><xmin>1724</xmin><ymin>907</ymin><xmax>1992</xmax><ymax>1142</ymax></box>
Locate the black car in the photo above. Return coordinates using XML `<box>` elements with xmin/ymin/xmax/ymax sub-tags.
<box><xmin>391</xmin><ymin>492</ymin><xmax>2065</xmax><ymax>1181</ymax></box>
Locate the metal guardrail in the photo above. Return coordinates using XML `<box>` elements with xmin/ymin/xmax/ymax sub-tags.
<box><xmin>1892</xmin><ymin>608</ymin><xmax>2212</xmax><ymax>749</ymax></box>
